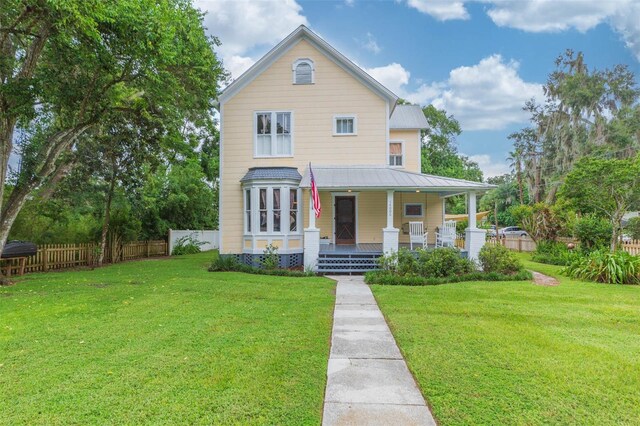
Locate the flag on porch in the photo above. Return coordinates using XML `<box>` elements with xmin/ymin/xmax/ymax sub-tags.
<box><xmin>309</xmin><ymin>163</ymin><xmax>321</xmax><ymax>218</ymax></box>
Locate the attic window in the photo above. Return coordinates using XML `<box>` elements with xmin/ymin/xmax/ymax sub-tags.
<box><xmin>293</xmin><ymin>59</ymin><xmax>314</xmax><ymax>84</ymax></box>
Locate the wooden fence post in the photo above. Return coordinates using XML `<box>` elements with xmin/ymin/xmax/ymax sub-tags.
<box><xmin>518</xmin><ymin>238</ymin><xmax>522</xmax><ymax>252</ymax></box>
<box><xmin>43</xmin><ymin>247</ymin><xmax>49</xmax><ymax>271</ymax></box>
<box><xmin>146</xmin><ymin>240</ymin><xmax>150</xmax><ymax>257</ymax></box>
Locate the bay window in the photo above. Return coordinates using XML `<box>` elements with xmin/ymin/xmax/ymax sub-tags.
<box><xmin>243</xmin><ymin>186</ymin><xmax>301</xmax><ymax>235</ymax></box>
<box><xmin>255</xmin><ymin>111</ymin><xmax>292</xmax><ymax>156</ymax></box>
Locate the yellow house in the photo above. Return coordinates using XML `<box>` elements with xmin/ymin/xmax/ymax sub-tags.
<box><xmin>218</xmin><ymin>26</ymin><xmax>492</xmax><ymax>272</ymax></box>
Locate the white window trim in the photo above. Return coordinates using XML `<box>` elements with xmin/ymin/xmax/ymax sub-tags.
<box><xmin>388</xmin><ymin>139</ymin><xmax>405</xmax><ymax>168</ymax></box>
<box><xmin>253</xmin><ymin>111</ymin><xmax>294</xmax><ymax>158</ymax></box>
<box><xmin>404</xmin><ymin>203</ymin><xmax>424</xmax><ymax>218</ymax></box>
<box><xmin>333</xmin><ymin>115</ymin><xmax>357</xmax><ymax>136</ymax></box>
<box><xmin>243</xmin><ymin>183</ymin><xmax>302</xmax><ymax>237</ymax></box>
<box><xmin>292</xmin><ymin>58</ymin><xmax>315</xmax><ymax>84</ymax></box>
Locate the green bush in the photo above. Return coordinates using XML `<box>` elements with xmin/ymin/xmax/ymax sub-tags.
<box><xmin>562</xmin><ymin>250</ymin><xmax>640</xmax><ymax>284</ymax></box>
<box><xmin>478</xmin><ymin>244</ymin><xmax>524</xmax><ymax>275</ymax></box>
<box><xmin>417</xmin><ymin>247</ymin><xmax>475</xmax><ymax>278</ymax></box>
<box><xmin>171</xmin><ymin>234</ymin><xmax>205</xmax><ymax>255</ymax></box>
<box><xmin>377</xmin><ymin>247</ymin><xmax>475</xmax><ymax>279</ymax></box>
<box><xmin>364</xmin><ymin>269</ymin><xmax>532</xmax><ymax>286</ymax></box>
<box><xmin>626</xmin><ymin>217</ymin><xmax>640</xmax><ymax>240</ymax></box>
<box><xmin>574</xmin><ymin>215</ymin><xmax>612</xmax><ymax>252</ymax></box>
<box><xmin>208</xmin><ymin>255</ymin><xmax>314</xmax><ymax>277</ymax></box>
<box><xmin>532</xmin><ymin>240</ymin><xmax>578</xmax><ymax>266</ymax></box>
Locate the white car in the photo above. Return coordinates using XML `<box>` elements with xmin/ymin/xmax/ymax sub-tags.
<box><xmin>620</xmin><ymin>234</ymin><xmax>632</xmax><ymax>243</ymax></box>
<box><xmin>498</xmin><ymin>226</ymin><xmax>529</xmax><ymax>238</ymax></box>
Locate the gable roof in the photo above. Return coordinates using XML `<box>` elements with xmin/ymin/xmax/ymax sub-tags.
<box><xmin>218</xmin><ymin>25</ymin><xmax>399</xmax><ymax>110</ymax></box>
<box><xmin>299</xmin><ymin>165</ymin><xmax>495</xmax><ymax>192</ymax></box>
<box><xmin>390</xmin><ymin>105</ymin><xmax>429</xmax><ymax>129</ymax></box>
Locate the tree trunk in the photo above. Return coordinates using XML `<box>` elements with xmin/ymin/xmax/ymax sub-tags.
<box><xmin>0</xmin><ymin>124</ymin><xmax>92</xmax><ymax>259</ymax></box>
<box><xmin>98</xmin><ymin>160</ymin><xmax>117</xmax><ymax>266</ymax></box>
<box><xmin>516</xmin><ymin>167</ymin><xmax>524</xmax><ymax>204</ymax></box>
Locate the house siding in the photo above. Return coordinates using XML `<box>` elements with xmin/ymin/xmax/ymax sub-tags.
<box><xmin>221</xmin><ymin>39</ymin><xmax>388</xmax><ymax>253</ymax></box>
<box><xmin>389</xmin><ymin>129</ymin><xmax>421</xmax><ymax>174</ymax></box>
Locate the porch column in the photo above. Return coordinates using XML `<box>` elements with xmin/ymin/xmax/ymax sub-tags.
<box><xmin>383</xmin><ymin>189</ymin><xmax>399</xmax><ymax>254</ymax></box>
<box><xmin>465</xmin><ymin>190</ymin><xmax>486</xmax><ymax>261</ymax></box>
<box><xmin>304</xmin><ymin>190</ymin><xmax>320</xmax><ymax>271</ymax></box>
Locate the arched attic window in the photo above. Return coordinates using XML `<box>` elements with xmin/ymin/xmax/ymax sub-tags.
<box><xmin>292</xmin><ymin>59</ymin><xmax>314</xmax><ymax>84</ymax></box>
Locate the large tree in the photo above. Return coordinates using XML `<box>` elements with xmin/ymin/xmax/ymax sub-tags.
<box><xmin>420</xmin><ymin>105</ymin><xmax>483</xmax><ymax>182</ymax></box>
<box><xmin>558</xmin><ymin>155</ymin><xmax>640</xmax><ymax>251</ymax></box>
<box><xmin>512</xmin><ymin>51</ymin><xmax>639</xmax><ymax>203</ymax></box>
<box><xmin>0</xmin><ymin>0</ymin><xmax>223</xmax><ymax>256</ymax></box>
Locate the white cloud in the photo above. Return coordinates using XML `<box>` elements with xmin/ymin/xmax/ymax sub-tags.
<box><xmin>358</xmin><ymin>32</ymin><xmax>382</xmax><ymax>54</ymax></box>
<box><xmin>368</xmin><ymin>55</ymin><xmax>543</xmax><ymax>131</ymax></box>
<box><xmin>467</xmin><ymin>154</ymin><xmax>511</xmax><ymax>178</ymax></box>
<box><xmin>365</xmin><ymin>63</ymin><xmax>410</xmax><ymax>96</ymax></box>
<box><xmin>431</xmin><ymin>55</ymin><xmax>543</xmax><ymax>130</ymax></box>
<box><xmin>195</xmin><ymin>0</ymin><xmax>308</xmax><ymax>78</ymax></box>
<box><xmin>224</xmin><ymin>55</ymin><xmax>255</xmax><ymax>79</ymax></box>
<box><xmin>406</xmin><ymin>0</ymin><xmax>469</xmax><ymax>20</ymax></box>
<box><xmin>345</xmin><ymin>0</ymin><xmax>355</xmax><ymax>6</ymax></box>
<box><xmin>403</xmin><ymin>0</ymin><xmax>640</xmax><ymax>61</ymax></box>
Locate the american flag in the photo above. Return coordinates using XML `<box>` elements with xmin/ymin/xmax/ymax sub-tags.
<box><xmin>309</xmin><ymin>163</ymin><xmax>321</xmax><ymax>218</ymax></box>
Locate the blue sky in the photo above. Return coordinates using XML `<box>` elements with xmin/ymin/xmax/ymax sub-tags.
<box><xmin>197</xmin><ymin>0</ymin><xmax>640</xmax><ymax>178</ymax></box>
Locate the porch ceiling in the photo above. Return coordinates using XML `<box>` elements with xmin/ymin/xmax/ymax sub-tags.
<box><xmin>299</xmin><ymin>165</ymin><xmax>495</xmax><ymax>192</ymax></box>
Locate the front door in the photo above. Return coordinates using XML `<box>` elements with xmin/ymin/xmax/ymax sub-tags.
<box><xmin>335</xmin><ymin>196</ymin><xmax>356</xmax><ymax>245</ymax></box>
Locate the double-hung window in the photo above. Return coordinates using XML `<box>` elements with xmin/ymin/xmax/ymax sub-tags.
<box><xmin>389</xmin><ymin>141</ymin><xmax>403</xmax><ymax>166</ymax></box>
<box><xmin>256</xmin><ymin>112</ymin><xmax>292</xmax><ymax>156</ymax></box>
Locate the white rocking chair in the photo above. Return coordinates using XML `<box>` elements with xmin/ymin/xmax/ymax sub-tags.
<box><xmin>409</xmin><ymin>221</ymin><xmax>428</xmax><ymax>250</ymax></box>
<box><xmin>436</xmin><ymin>220</ymin><xmax>456</xmax><ymax>248</ymax></box>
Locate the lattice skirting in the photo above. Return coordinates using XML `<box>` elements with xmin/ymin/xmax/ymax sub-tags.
<box><xmin>231</xmin><ymin>252</ymin><xmax>303</xmax><ymax>269</ymax></box>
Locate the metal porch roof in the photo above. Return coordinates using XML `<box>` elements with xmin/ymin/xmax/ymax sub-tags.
<box><xmin>299</xmin><ymin>165</ymin><xmax>494</xmax><ymax>191</ymax></box>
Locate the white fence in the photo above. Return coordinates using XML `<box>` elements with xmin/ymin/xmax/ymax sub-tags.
<box><xmin>168</xmin><ymin>229</ymin><xmax>219</xmax><ymax>254</ymax></box>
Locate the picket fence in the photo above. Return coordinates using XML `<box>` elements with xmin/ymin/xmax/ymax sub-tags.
<box><xmin>485</xmin><ymin>236</ymin><xmax>640</xmax><ymax>256</ymax></box>
<box><xmin>3</xmin><ymin>240</ymin><xmax>168</xmax><ymax>275</ymax></box>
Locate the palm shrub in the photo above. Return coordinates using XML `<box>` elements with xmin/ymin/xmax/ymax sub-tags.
<box><xmin>562</xmin><ymin>250</ymin><xmax>640</xmax><ymax>284</ymax></box>
<box><xmin>478</xmin><ymin>244</ymin><xmax>523</xmax><ymax>275</ymax></box>
<box><xmin>171</xmin><ymin>235</ymin><xmax>205</xmax><ymax>255</ymax></box>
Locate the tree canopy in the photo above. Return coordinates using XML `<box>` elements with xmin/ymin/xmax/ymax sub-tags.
<box><xmin>0</xmin><ymin>0</ymin><xmax>224</xmax><ymax>254</ymax></box>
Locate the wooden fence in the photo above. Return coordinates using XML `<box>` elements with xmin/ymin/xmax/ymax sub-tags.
<box><xmin>8</xmin><ymin>240</ymin><xmax>168</xmax><ymax>274</ymax></box>
<box><xmin>485</xmin><ymin>236</ymin><xmax>640</xmax><ymax>256</ymax></box>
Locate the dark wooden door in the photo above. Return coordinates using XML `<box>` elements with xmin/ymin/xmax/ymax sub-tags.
<box><xmin>335</xmin><ymin>196</ymin><xmax>356</xmax><ymax>245</ymax></box>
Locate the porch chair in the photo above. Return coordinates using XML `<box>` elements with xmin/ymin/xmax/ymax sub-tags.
<box><xmin>409</xmin><ymin>221</ymin><xmax>428</xmax><ymax>250</ymax></box>
<box><xmin>436</xmin><ymin>220</ymin><xmax>457</xmax><ymax>248</ymax></box>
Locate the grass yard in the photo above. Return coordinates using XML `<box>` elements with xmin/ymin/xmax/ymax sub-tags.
<box><xmin>372</xmin><ymin>254</ymin><xmax>640</xmax><ymax>425</ymax></box>
<box><xmin>0</xmin><ymin>252</ymin><xmax>335</xmax><ymax>425</ymax></box>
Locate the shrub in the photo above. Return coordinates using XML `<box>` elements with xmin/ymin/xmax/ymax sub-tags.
<box><xmin>261</xmin><ymin>244</ymin><xmax>280</xmax><ymax>270</ymax></box>
<box><xmin>574</xmin><ymin>215</ymin><xmax>612</xmax><ymax>252</ymax></box>
<box><xmin>455</xmin><ymin>219</ymin><xmax>468</xmax><ymax>235</ymax></box>
<box><xmin>562</xmin><ymin>250</ymin><xmax>640</xmax><ymax>284</ymax></box>
<box><xmin>364</xmin><ymin>269</ymin><xmax>532</xmax><ymax>286</ymax></box>
<box><xmin>532</xmin><ymin>240</ymin><xmax>578</xmax><ymax>266</ymax></box>
<box><xmin>478</xmin><ymin>244</ymin><xmax>523</xmax><ymax>275</ymax></box>
<box><xmin>209</xmin><ymin>254</ymin><xmax>247</xmax><ymax>272</ymax></box>
<box><xmin>626</xmin><ymin>217</ymin><xmax>640</xmax><ymax>240</ymax></box>
<box><xmin>416</xmin><ymin>247</ymin><xmax>475</xmax><ymax>278</ymax></box>
<box><xmin>377</xmin><ymin>248</ymin><xmax>418</xmax><ymax>276</ymax></box>
<box><xmin>208</xmin><ymin>255</ymin><xmax>314</xmax><ymax>277</ymax></box>
<box><xmin>171</xmin><ymin>234</ymin><xmax>205</xmax><ymax>255</ymax></box>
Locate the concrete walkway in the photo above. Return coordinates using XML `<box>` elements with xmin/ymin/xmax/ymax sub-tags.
<box><xmin>322</xmin><ymin>276</ymin><xmax>436</xmax><ymax>426</ymax></box>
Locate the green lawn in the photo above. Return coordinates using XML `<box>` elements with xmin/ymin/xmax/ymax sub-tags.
<box><xmin>372</xmin><ymin>254</ymin><xmax>640</xmax><ymax>425</ymax></box>
<box><xmin>0</xmin><ymin>252</ymin><xmax>335</xmax><ymax>425</ymax></box>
